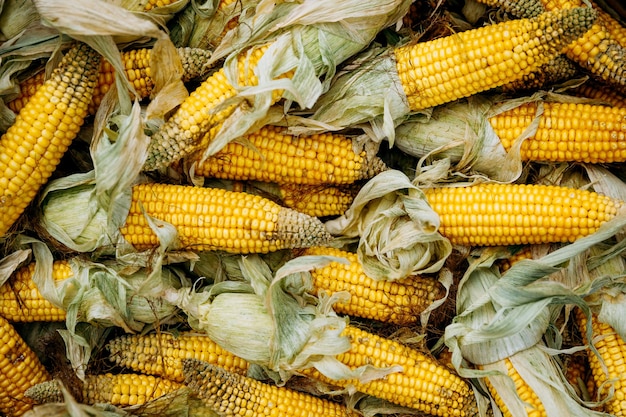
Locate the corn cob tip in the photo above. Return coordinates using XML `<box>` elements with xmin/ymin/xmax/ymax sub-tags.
<box><xmin>363</xmin><ymin>155</ymin><xmax>389</xmax><ymax>180</ymax></box>
<box><xmin>179</xmin><ymin>47</ymin><xmax>213</xmax><ymax>82</ymax></box>
<box><xmin>25</xmin><ymin>380</ymin><xmax>63</xmax><ymax>404</ymax></box>
<box><xmin>276</xmin><ymin>206</ymin><xmax>333</xmax><ymax>247</ymax></box>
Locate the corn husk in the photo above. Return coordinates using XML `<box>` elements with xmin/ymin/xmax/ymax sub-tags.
<box><xmin>325</xmin><ymin>169</ymin><xmax>451</xmax><ymax>281</ymax></box>
<box><xmin>163</xmin><ymin>253</ymin><xmax>401</xmax><ymax>384</ymax></box>
<box><xmin>190</xmin><ymin>0</ymin><xmax>412</xmax><ymax>163</ymax></box>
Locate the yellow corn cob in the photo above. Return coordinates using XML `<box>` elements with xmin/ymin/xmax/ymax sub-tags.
<box><xmin>0</xmin><ymin>260</ymin><xmax>71</xmax><ymax>322</ymax></box>
<box><xmin>8</xmin><ymin>47</ymin><xmax>212</xmax><ymax>116</ymax></box>
<box><xmin>498</xmin><ymin>246</ymin><xmax>534</xmax><ymax>273</ymax></box>
<box><xmin>0</xmin><ymin>315</ymin><xmax>51</xmax><ymax>417</ymax></box>
<box><xmin>499</xmin><ymin>55</ymin><xmax>579</xmax><ymax>93</ymax></box>
<box><xmin>541</xmin><ymin>0</ymin><xmax>626</xmax><ymax>91</ymax></box>
<box><xmin>106</xmin><ymin>331</ymin><xmax>250</xmax><ymax>383</ymax></box>
<box><xmin>120</xmin><ymin>183</ymin><xmax>331</xmax><ymax>253</ymax></box>
<box><xmin>481</xmin><ymin>358</ymin><xmax>547</xmax><ymax>417</ymax></box>
<box><xmin>139</xmin><ymin>0</ymin><xmax>181</xmax><ymax>11</ymax></box>
<box><xmin>279</xmin><ymin>183</ymin><xmax>359</xmax><ymax>218</ymax></box>
<box><xmin>301</xmin><ymin>246</ymin><xmax>446</xmax><ymax>325</ymax></box>
<box><xmin>575</xmin><ymin>309</ymin><xmax>626</xmax><ymax>415</ymax></box>
<box><xmin>423</xmin><ymin>183</ymin><xmax>622</xmax><ymax>246</ymax></box>
<box><xmin>144</xmin><ymin>43</ymin><xmax>292</xmax><ymax>171</ymax></box>
<box><xmin>299</xmin><ymin>325</ymin><xmax>477</xmax><ymax>416</ymax></box>
<box><xmin>394</xmin><ymin>7</ymin><xmax>597</xmax><ymax>111</ymax></box>
<box><xmin>0</xmin><ymin>42</ymin><xmax>100</xmax><ymax>237</ymax></box>
<box><xmin>25</xmin><ymin>373</ymin><xmax>183</xmax><ymax>407</ymax></box>
<box><xmin>471</xmin><ymin>0</ymin><xmax>547</xmax><ymax>18</ymax></box>
<box><xmin>183</xmin><ymin>359</ymin><xmax>357</xmax><ymax>417</ymax></box>
<box><xmin>490</xmin><ymin>101</ymin><xmax>626</xmax><ymax>163</ymax></box>
<box><xmin>192</xmin><ymin>125</ymin><xmax>387</xmax><ymax>185</ymax></box>
<box><xmin>571</xmin><ymin>79</ymin><xmax>626</xmax><ymax>107</ymax></box>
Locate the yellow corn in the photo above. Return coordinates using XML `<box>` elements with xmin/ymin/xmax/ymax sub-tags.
<box><xmin>25</xmin><ymin>373</ymin><xmax>183</xmax><ymax>407</ymax></box>
<box><xmin>279</xmin><ymin>183</ymin><xmax>359</xmax><ymax>218</ymax></box>
<box><xmin>423</xmin><ymin>183</ymin><xmax>622</xmax><ymax>246</ymax></box>
<box><xmin>140</xmin><ymin>0</ymin><xmax>181</xmax><ymax>11</ymax></box>
<box><xmin>481</xmin><ymin>358</ymin><xmax>547</xmax><ymax>417</ymax></box>
<box><xmin>106</xmin><ymin>331</ymin><xmax>250</xmax><ymax>383</ymax></box>
<box><xmin>498</xmin><ymin>246</ymin><xmax>534</xmax><ymax>273</ymax></box>
<box><xmin>0</xmin><ymin>42</ymin><xmax>100</xmax><ymax>237</ymax></box>
<box><xmin>571</xmin><ymin>80</ymin><xmax>626</xmax><ymax>107</ymax></box>
<box><xmin>302</xmin><ymin>246</ymin><xmax>446</xmax><ymax>325</ymax></box>
<box><xmin>119</xmin><ymin>183</ymin><xmax>332</xmax><ymax>253</ymax></box>
<box><xmin>394</xmin><ymin>7</ymin><xmax>597</xmax><ymax>111</ymax></box>
<box><xmin>299</xmin><ymin>325</ymin><xmax>477</xmax><ymax>416</ymax></box>
<box><xmin>144</xmin><ymin>43</ymin><xmax>291</xmax><ymax>171</ymax></box>
<box><xmin>490</xmin><ymin>101</ymin><xmax>626</xmax><ymax>163</ymax></box>
<box><xmin>575</xmin><ymin>309</ymin><xmax>626</xmax><ymax>415</ymax></box>
<box><xmin>541</xmin><ymin>0</ymin><xmax>626</xmax><ymax>91</ymax></box>
<box><xmin>8</xmin><ymin>47</ymin><xmax>212</xmax><ymax>115</ymax></box>
<box><xmin>0</xmin><ymin>260</ymin><xmax>71</xmax><ymax>322</ymax></box>
<box><xmin>183</xmin><ymin>359</ymin><xmax>357</xmax><ymax>417</ymax></box>
<box><xmin>563</xmin><ymin>351</ymin><xmax>597</xmax><ymax>402</ymax></box>
<box><xmin>0</xmin><ymin>315</ymin><xmax>51</xmax><ymax>417</ymax></box>
<box><xmin>192</xmin><ymin>125</ymin><xmax>387</xmax><ymax>185</ymax></box>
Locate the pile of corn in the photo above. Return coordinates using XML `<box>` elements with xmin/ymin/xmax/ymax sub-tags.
<box><xmin>0</xmin><ymin>0</ymin><xmax>626</xmax><ymax>416</ymax></box>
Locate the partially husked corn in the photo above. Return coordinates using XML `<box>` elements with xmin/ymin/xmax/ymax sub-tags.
<box><xmin>423</xmin><ymin>183</ymin><xmax>622</xmax><ymax>246</ymax></box>
<box><xmin>279</xmin><ymin>183</ymin><xmax>359</xmax><ymax>217</ymax></box>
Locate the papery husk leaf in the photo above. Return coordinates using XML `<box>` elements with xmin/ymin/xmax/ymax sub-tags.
<box><xmin>446</xmin><ymin>212</ymin><xmax>626</xmax><ymax>369</ymax></box>
<box><xmin>394</xmin><ymin>95</ymin><xmax>523</xmax><ymax>183</ymax></box>
<box><xmin>0</xmin><ymin>247</ymin><xmax>31</xmax><ymax>286</ymax></box>
<box><xmin>482</xmin><ymin>344</ymin><xmax>607</xmax><ymax>417</ymax></box>
<box><xmin>0</xmin><ymin>0</ymin><xmax>40</xmax><ymax>41</ymax></box>
<box><xmin>195</xmin><ymin>0</ymin><xmax>411</xmax><ymax>162</ymax></box>
<box><xmin>325</xmin><ymin>169</ymin><xmax>451</xmax><ymax>280</ymax></box>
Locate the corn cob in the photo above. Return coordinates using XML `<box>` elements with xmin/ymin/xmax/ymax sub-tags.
<box><xmin>183</xmin><ymin>359</ymin><xmax>356</xmax><ymax>417</ymax></box>
<box><xmin>8</xmin><ymin>47</ymin><xmax>213</xmax><ymax>116</ymax></box>
<box><xmin>0</xmin><ymin>42</ymin><xmax>100</xmax><ymax>237</ymax></box>
<box><xmin>471</xmin><ymin>0</ymin><xmax>547</xmax><ymax>18</ymax></box>
<box><xmin>191</xmin><ymin>125</ymin><xmax>387</xmax><ymax>185</ymax></box>
<box><xmin>394</xmin><ymin>7</ymin><xmax>597</xmax><ymax>111</ymax></box>
<box><xmin>498</xmin><ymin>246</ymin><xmax>534</xmax><ymax>273</ymax></box>
<box><xmin>0</xmin><ymin>260</ymin><xmax>71</xmax><ymax>322</ymax></box>
<box><xmin>144</xmin><ymin>43</ymin><xmax>291</xmax><ymax>171</ymax></box>
<box><xmin>563</xmin><ymin>351</ymin><xmax>597</xmax><ymax>402</ymax></box>
<box><xmin>571</xmin><ymin>79</ymin><xmax>626</xmax><ymax>107</ymax></box>
<box><xmin>481</xmin><ymin>358</ymin><xmax>547</xmax><ymax>417</ymax></box>
<box><xmin>423</xmin><ymin>183</ymin><xmax>622</xmax><ymax>246</ymax></box>
<box><xmin>575</xmin><ymin>309</ymin><xmax>626</xmax><ymax>415</ymax></box>
<box><xmin>106</xmin><ymin>331</ymin><xmax>250</xmax><ymax>383</ymax></box>
<box><xmin>0</xmin><ymin>315</ymin><xmax>51</xmax><ymax>417</ymax></box>
<box><xmin>120</xmin><ymin>183</ymin><xmax>332</xmax><ymax>253</ymax></box>
<box><xmin>25</xmin><ymin>373</ymin><xmax>183</xmax><ymax>407</ymax></box>
<box><xmin>302</xmin><ymin>246</ymin><xmax>446</xmax><ymax>325</ymax></box>
<box><xmin>540</xmin><ymin>0</ymin><xmax>626</xmax><ymax>92</ymax></box>
<box><xmin>279</xmin><ymin>183</ymin><xmax>359</xmax><ymax>218</ymax></box>
<box><xmin>299</xmin><ymin>325</ymin><xmax>477</xmax><ymax>416</ymax></box>
<box><xmin>490</xmin><ymin>101</ymin><xmax>626</xmax><ymax>163</ymax></box>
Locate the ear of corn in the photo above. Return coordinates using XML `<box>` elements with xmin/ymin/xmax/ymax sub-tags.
<box><xmin>575</xmin><ymin>309</ymin><xmax>626</xmax><ymax>415</ymax></box>
<box><xmin>183</xmin><ymin>359</ymin><xmax>356</xmax><ymax>417</ymax></box>
<box><xmin>571</xmin><ymin>80</ymin><xmax>626</xmax><ymax>107</ymax></box>
<box><xmin>0</xmin><ymin>315</ymin><xmax>51</xmax><ymax>416</ymax></box>
<box><xmin>394</xmin><ymin>7</ymin><xmax>597</xmax><ymax>111</ymax></box>
<box><xmin>563</xmin><ymin>351</ymin><xmax>596</xmax><ymax>403</ymax></box>
<box><xmin>0</xmin><ymin>260</ymin><xmax>71</xmax><ymax>322</ymax></box>
<box><xmin>423</xmin><ymin>183</ymin><xmax>622</xmax><ymax>246</ymax></box>
<box><xmin>26</xmin><ymin>373</ymin><xmax>183</xmax><ymax>407</ymax></box>
<box><xmin>490</xmin><ymin>101</ymin><xmax>626</xmax><ymax>163</ymax></box>
<box><xmin>120</xmin><ymin>183</ymin><xmax>332</xmax><ymax>253</ymax></box>
<box><xmin>299</xmin><ymin>325</ymin><xmax>477</xmax><ymax>416</ymax></box>
<box><xmin>302</xmin><ymin>246</ymin><xmax>446</xmax><ymax>325</ymax></box>
<box><xmin>8</xmin><ymin>47</ymin><xmax>212</xmax><ymax>115</ymax></box>
<box><xmin>471</xmin><ymin>0</ymin><xmax>546</xmax><ymax>18</ymax></box>
<box><xmin>144</xmin><ymin>43</ymin><xmax>290</xmax><ymax>171</ymax></box>
<box><xmin>499</xmin><ymin>55</ymin><xmax>579</xmax><ymax>93</ymax></box>
<box><xmin>106</xmin><ymin>331</ymin><xmax>250</xmax><ymax>383</ymax></box>
<box><xmin>0</xmin><ymin>42</ymin><xmax>100</xmax><ymax>237</ymax></box>
<box><xmin>191</xmin><ymin>125</ymin><xmax>387</xmax><ymax>185</ymax></box>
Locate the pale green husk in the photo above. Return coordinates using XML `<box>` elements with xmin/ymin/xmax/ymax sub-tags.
<box><xmin>163</xmin><ymin>254</ymin><xmax>401</xmax><ymax>384</ymax></box>
<box><xmin>191</xmin><ymin>0</ymin><xmax>412</xmax><ymax>163</ymax></box>
<box><xmin>325</xmin><ymin>169</ymin><xmax>451</xmax><ymax>281</ymax></box>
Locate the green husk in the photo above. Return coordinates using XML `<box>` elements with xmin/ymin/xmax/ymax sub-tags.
<box><xmin>325</xmin><ymin>169</ymin><xmax>451</xmax><ymax>281</ymax></box>
<box><xmin>190</xmin><ymin>0</ymin><xmax>412</xmax><ymax>163</ymax></box>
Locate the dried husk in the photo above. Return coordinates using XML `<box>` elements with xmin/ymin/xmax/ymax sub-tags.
<box><xmin>325</xmin><ymin>169</ymin><xmax>451</xmax><ymax>281</ymax></box>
